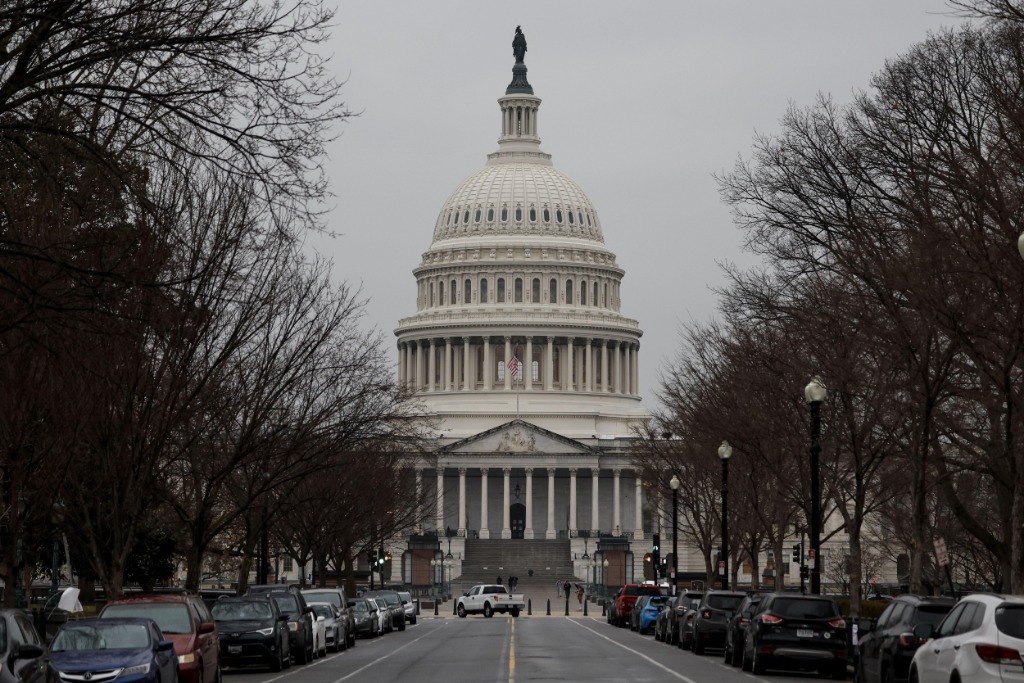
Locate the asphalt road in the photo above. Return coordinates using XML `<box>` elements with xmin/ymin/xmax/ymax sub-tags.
<box><xmin>222</xmin><ymin>615</ymin><xmax>839</xmax><ymax>683</ymax></box>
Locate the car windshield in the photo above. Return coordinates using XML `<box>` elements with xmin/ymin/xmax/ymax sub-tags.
<box><xmin>102</xmin><ymin>604</ymin><xmax>192</xmax><ymax>634</ymax></box>
<box><xmin>707</xmin><ymin>595</ymin><xmax>744</xmax><ymax>611</ymax></box>
<box><xmin>212</xmin><ymin>601</ymin><xmax>272</xmax><ymax>621</ymax></box>
<box><xmin>648</xmin><ymin>597</ymin><xmax>670</xmax><ymax>607</ymax></box>
<box><xmin>772</xmin><ymin>598</ymin><xmax>838</xmax><ymax>619</ymax></box>
<box><xmin>995</xmin><ymin>605</ymin><xmax>1024</xmax><ymax>638</ymax></box>
<box><xmin>381</xmin><ymin>594</ymin><xmax>400</xmax><ymax>606</ymax></box>
<box><xmin>52</xmin><ymin>624</ymin><xmax>150</xmax><ymax>651</ymax></box>
<box><xmin>351</xmin><ymin>601</ymin><xmax>369</xmax><ymax>613</ymax></box>
<box><xmin>271</xmin><ymin>595</ymin><xmax>299</xmax><ymax>618</ymax></box>
<box><xmin>304</xmin><ymin>592</ymin><xmax>340</xmax><ymax>608</ymax></box>
<box><xmin>312</xmin><ymin>605</ymin><xmax>332</xmax><ymax>618</ymax></box>
<box><xmin>916</xmin><ymin>605</ymin><xmax>952</xmax><ymax>625</ymax></box>
<box><xmin>398</xmin><ymin>593</ymin><xmax>412</xmax><ymax>603</ymax></box>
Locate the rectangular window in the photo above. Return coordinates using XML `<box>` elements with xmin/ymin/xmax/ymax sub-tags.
<box><xmin>515</xmin><ymin>278</ymin><xmax>523</xmax><ymax>303</ymax></box>
<box><xmin>284</xmin><ymin>557</ymin><xmax>294</xmax><ymax>572</ymax></box>
<box><xmin>532</xmin><ymin>278</ymin><xmax>540</xmax><ymax>303</ymax></box>
<box><xmin>497</xmin><ymin>278</ymin><xmax>506</xmax><ymax>303</ymax></box>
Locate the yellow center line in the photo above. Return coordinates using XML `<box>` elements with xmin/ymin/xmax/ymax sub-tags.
<box><xmin>509</xmin><ymin>617</ymin><xmax>516</xmax><ymax>682</ymax></box>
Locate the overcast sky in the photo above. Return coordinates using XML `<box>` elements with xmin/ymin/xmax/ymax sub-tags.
<box><xmin>308</xmin><ymin>1</ymin><xmax>967</xmax><ymax>408</ymax></box>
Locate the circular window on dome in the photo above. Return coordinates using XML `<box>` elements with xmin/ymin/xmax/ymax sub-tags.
<box><xmin>568</xmin><ymin>211</ymin><xmax>575</xmax><ymax>225</ymax></box>
<box><xmin>501</xmin><ymin>207</ymin><xmax>508</xmax><ymax>221</ymax></box>
<box><xmin>487</xmin><ymin>208</ymin><xmax>494</xmax><ymax>222</ymax></box>
<box><xmin>556</xmin><ymin>209</ymin><xmax>563</xmax><ymax>224</ymax></box>
<box><xmin>475</xmin><ymin>209</ymin><xmax>481</xmax><ymax>223</ymax></box>
<box><xmin>515</xmin><ymin>207</ymin><xmax>522</xmax><ymax>221</ymax></box>
<box><xmin>530</xmin><ymin>208</ymin><xmax>537</xmax><ymax>222</ymax></box>
<box><xmin>543</xmin><ymin>208</ymin><xmax>550</xmax><ymax>222</ymax></box>
<box><xmin>463</xmin><ymin>210</ymin><xmax>470</xmax><ymax>224</ymax></box>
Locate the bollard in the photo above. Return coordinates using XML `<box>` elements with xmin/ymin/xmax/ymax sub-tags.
<box><xmin>528</xmin><ymin>598</ymin><xmax>532</xmax><ymax>616</ymax></box>
<box><xmin>434</xmin><ymin>600</ymin><xmax>439</xmax><ymax>616</ymax></box>
<box><xmin>453</xmin><ymin>599</ymin><xmax>458</xmax><ymax>615</ymax></box>
<box><xmin>565</xmin><ymin>596</ymin><xmax>569</xmax><ymax>616</ymax></box>
<box><xmin>546</xmin><ymin>599</ymin><xmax>551</xmax><ymax>616</ymax></box>
<box><xmin>583</xmin><ymin>600</ymin><xmax>588</xmax><ymax>616</ymax></box>
<box><xmin>602</xmin><ymin>601</ymin><xmax>606</xmax><ymax>617</ymax></box>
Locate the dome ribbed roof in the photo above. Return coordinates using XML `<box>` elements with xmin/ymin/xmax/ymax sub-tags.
<box><xmin>431</xmin><ymin>163</ymin><xmax>604</xmax><ymax>244</ymax></box>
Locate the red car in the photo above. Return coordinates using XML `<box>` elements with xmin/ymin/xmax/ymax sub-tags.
<box><xmin>100</xmin><ymin>592</ymin><xmax>220</xmax><ymax>683</ymax></box>
<box><xmin>608</xmin><ymin>584</ymin><xmax>661</xmax><ymax>628</ymax></box>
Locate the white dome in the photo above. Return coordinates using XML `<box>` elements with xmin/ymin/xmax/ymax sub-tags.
<box><xmin>432</xmin><ymin>163</ymin><xmax>604</xmax><ymax>244</ymax></box>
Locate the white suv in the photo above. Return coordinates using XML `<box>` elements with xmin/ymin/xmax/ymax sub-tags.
<box><xmin>909</xmin><ymin>593</ymin><xmax>1024</xmax><ymax>683</ymax></box>
<box><xmin>397</xmin><ymin>591</ymin><xmax>417</xmax><ymax>625</ymax></box>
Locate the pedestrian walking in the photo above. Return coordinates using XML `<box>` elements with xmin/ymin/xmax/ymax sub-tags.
<box><xmin>556</xmin><ymin>580</ymin><xmax>562</xmax><ymax>597</ymax></box>
<box><xmin>497</xmin><ymin>574</ymin><xmax>502</xmax><ymax>585</ymax></box>
<box><xmin>562</xmin><ymin>579</ymin><xmax>570</xmax><ymax>597</ymax></box>
<box><xmin>576</xmin><ymin>584</ymin><xmax>585</xmax><ymax>608</ymax></box>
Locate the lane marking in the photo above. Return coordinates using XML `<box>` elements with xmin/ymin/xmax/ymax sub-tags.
<box><xmin>567</xmin><ymin>618</ymin><xmax>702</xmax><ymax>683</ymax></box>
<box><xmin>329</xmin><ymin>621</ymin><xmax>448</xmax><ymax>683</ymax></box>
<box><xmin>509</xmin><ymin>617</ymin><xmax>516</xmax><ymax>683</ymax></box>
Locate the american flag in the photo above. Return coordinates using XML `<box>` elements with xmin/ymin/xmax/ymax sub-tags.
<box><xmin>506</xmin><ymin>352</ymin><xmax>520</xmax><ymax>379</ymax></box>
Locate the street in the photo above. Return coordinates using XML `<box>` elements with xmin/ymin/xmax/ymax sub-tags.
<box><xmin>222</xmin><ymin>614</ymin><xmax>837</xmax><ymax>683</ymax></box>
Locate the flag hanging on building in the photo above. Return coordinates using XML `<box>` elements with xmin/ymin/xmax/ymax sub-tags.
<box><xmin>506</xmin><ymin>352</ymin><xmax>520</xmax><ymax>379</ymax></box>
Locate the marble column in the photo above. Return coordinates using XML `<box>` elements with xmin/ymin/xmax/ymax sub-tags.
<box><xmin>436</xmin><ymin>468</ymin><xmax>445</xmax><ymax>531</ymax></box>
<box><xmin>462</xmin><ymin>337</ymin><xmax>471</xmax><ymax>391</ymax></box>
<box><xmin>525</xmin><ymin>337</ymin><xmax>533</xmax><ymax>390</ymax></box>
<box><xmin>569</xmin><ymin>468</ymin><xmax>578</xmax><ymax>534</ymax></box>
<box><xmin>483</xmin><ymin>337</ymin><xmax>491</xmax><ymax>391</ymax></box>
<box><xmin>502</xmin><ymin>468</ymin><xmax>512</xmax><ymax>539</ymax></box>
<box><xmin>613</xmin><ymin>468</ymin><xmax>621</xmax><ymax>535</ymax></box>
<box><xmin>546</xmin><ymin>468</ymin><xmax>556</xmax><ymax>539</ymax></box>
<box><xmin>428</xmin><ymin>339</ymin><xmax>436</xmax><ymax>392</ymax></box>
<box><xmin>480</xmin><ymin>468</ymin><xmax>490</xmax><ymax>539</ymax></box>
<box><xmin>458</xmin><ymin>468</ymin><xmax>467</xmax><ymax>534</ymax></box>
<box><xmin>398</xmin><ymin>343</ymin><xmax>405</xmax><ymax>386</ymax></box>
<box><xmin>545</xmin><ymin>337</ymin><xmax>554</xmax><ymax>390</ymax></box>
<box><xmin>632</xmin><ymin>344</ymin><xmax>639</xmax><ymax>395</ymax></box>
<box><xmin>444</xmin><ymin>337</ymin><xmax>453</xmax><ymax>391</ymax></box>
<box><xmin>566</xmin><ymin>337</ymin><xmax>575</xmax><ymax>390</ymax></box>
<box><xmin>585</xmin><ymin>339</ymin><xmax>593</xmax><ymax>392</ymax></box>
<box><xmin>601</xmin><ymin>342</ymin><xmax>609</xmax><ymax>393</ymax></box>
<box><xmin>612</xmin><ymin>341</ymin><xmax>621</xmax><ymax>394</ymax></box>
<box><xmin>418</xmin><ymin>340</ymin><xmax>427</xmax><ymax>389</ymax></box>
<box><xmin>504</xmin><ymin>336</ymin><xmax>512</xmax><ymax>390</ymax></box>
<box><xmin>591</xmin><ymin>468</ymin><xmax>600</xmax><ymax>532</ymax></box>
<box><xmin>634</xmin><ymin>475</ymin><xmax>644</xmax><ymax>540</ymax></box>
<box><xmin>525</xmin><ymin>468</ymin><xmax>534</xmax><ymax>539</ymax></box>
<box><xmin>407</xmin><ymin>343</ymin><xmax>416</xmax><ymax>390</ymax></box>
<box><xmin>623</xmin><ymin>344</ymin><xmax>632</xmax><ymax>397</ymax></box>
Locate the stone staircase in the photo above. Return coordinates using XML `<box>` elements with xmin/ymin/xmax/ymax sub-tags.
<box><xmin>454</xmin><ymin>539</ymin><xmax>583</xmax><ymax>612</ymax></box>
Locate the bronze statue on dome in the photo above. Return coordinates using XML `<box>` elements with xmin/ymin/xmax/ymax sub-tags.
<box><xmin>513</xmin><ymin>26</ymin><xmax>527</xmax><ymax>63</ymax></box>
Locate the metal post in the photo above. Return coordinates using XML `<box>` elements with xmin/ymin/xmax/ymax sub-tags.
<box><xmin>809</xmin><ymin>399</ymin><xmax>822</xmax><ymax>595</ymax></box>
<box><xmin>721</xmin><ymin>457</ymin><xmax>729</xmax><ymax>590</ymax></box>
<box><xmin>258</xmin><ymin>512</ymin><xmax>269</xmax><ymax>585</ymax></box>
<box><xmin>672</xmin><ymin>488</ymin><xmax>679</xmax><ymax>596</ymax></box>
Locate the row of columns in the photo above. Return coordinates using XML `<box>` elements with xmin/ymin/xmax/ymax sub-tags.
<box><xmin>415</xmin><ymin>467</ymin><xmax>646</xmax><ymax>541</ymax></box>
<box><xmin>397</xmin><ymin>335</ymin><xmax>640</xmax><ymax>396</ymax></box>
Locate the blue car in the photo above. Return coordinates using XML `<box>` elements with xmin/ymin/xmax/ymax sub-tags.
<box><xmin>639</xmin><ymin>596</ymin><xmax>671</xmax><ymax>634</ymax></box>
<box><xmin>48</xmin><ymin>618</ymin><xmax>178</xmax><ymax>683</ymax></box>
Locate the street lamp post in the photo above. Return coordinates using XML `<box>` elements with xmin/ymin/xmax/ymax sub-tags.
<box><xmin>805</xmin><ymin>376</ymin><xmax>827</xmax><ymax>595</ymax></box>
<box><xmin>718</xmin><ymin>441</ymin><xmax>732</xmax><ymax>590</ymax></box>
<box><xmin>669</xmin><ymin>475</ymin><xmax>680</xmax><ymax>596</ymax></box>
<box><xmin>603</xmin><ymin>559</ymin><xmax>610</xmax><ymax>599</ymax></box>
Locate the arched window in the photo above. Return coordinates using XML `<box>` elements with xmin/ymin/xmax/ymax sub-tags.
<box><xmin>565</xmin><ymin>279</ymin><xmax>573</xmax><ymax>304</ymax></box>
<box><xmin>474</xmin><ymin>209</ymin><xmax>481</xmax><ymax>223</ymax></box>
<box><xmin>568</xmin><ymin>211</ymin><xmax>575</xmax><ymax>225</ymax></box>
<box><xmin>556</xmin><ymin>209</ymin><xmax>563</xmax><ymax>223</ymax></box>
<box><xmin>515</xmin><ymin>207</ymin><xmax>523</xmax><ymax>221</ymax></box>
<box><xmin>446</xmin><ymin>211</ymin><xmax>452</xmax><ymax>226</ymax></box>
<box><xmin>580</xmin><ymin>280</ymin><xmax>587</xmax><ymax>305</ymax></box>
<box><xmin>501</xmin><ymin>207</ymin><xmax>508</xmax><ymax>221</ymax></box>
<box><xmin>603</xmin><ymin>283</ymin><xmax>608</xmax><ymax>307</ymax></box>
<box><xmin>532</xmin><ymin>278</ymin><xmax>540</xmax><ymax>303</ymax></box>
<box><xmin>497</xmin><ymin>278</ymin><xmax>506</xmax><ymax>303</ymax></box>
<box><xmin>514</xmin><ymin>278</ymin><xmax>523</xmax><ymax>303</ymax></box>
<box><xmin>453</xmin><ymin>211</ymin><xmax>459</xmax><ymax>225</ymax></box>
<box><xmin>480</xmin><ymin>278</ymin><xmax>489</xmax><ymax>303</ymax></box>
<box><xmin>592</xmin><ymin>282</ymin><xmax>598</xmax><ymax>307</ymax></box>
<box><xmin>549</xmin><ymin>278</ymin><xmax>557</xmax><ymax>304</ymax></box>
<box><xmin>430</xmin><ymin>282</ymin><xmax>435</xmax><ymax>306</ymax></box>
<box><xmin>464</xmin><ymin>279</ymin><xmax>472</xmax><ymax>303</ymax></box>
<box><xmin>438</xmin><ymin>281</ymin><xmax>445</xmax><ymax>306</ymax></box>
<box><xmin>543</xmin><ymin>208</ymin><xmax>551</xmax><ymax>222</ymax></box>
<box><xmin>529</xmin><ymin>208</ymin><xmax>537</xmax><ymax>222</ymax></box>
<box><xmin>450</xmin><ymin>279</ymin><xmax>457</xmax><ymax>305</ymax></box>
<box><xmin>487</xmin><ymin>208</ymin><xmax>495</xmax><ymax>222</ymax></box>
<box><xmin>463</xmin><ymin>210</ymin><xmax>470</xmax><ymax>224</ymax></box>
<box><xmin>496</xmin><ymin>347</ymin><xmax>506</xmax><ymax>381</ymax></box>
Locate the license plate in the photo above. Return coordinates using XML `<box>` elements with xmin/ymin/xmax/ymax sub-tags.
<box><xmin>228</xmin><ymin>646</ymin><xmax>242</xmax><ymax>654</ymax></box>
<box><xmin>797</xmin><ymin>629</ymin><xmax>814</xmax><ymax>638</ymax></box>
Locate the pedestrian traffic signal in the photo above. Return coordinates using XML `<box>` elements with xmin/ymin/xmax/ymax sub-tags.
<box><xmin>792</xmin><ymin>544</ymin><xmax>802</xmax><ymax>564</ymax></box>
<box><xmin>651</xmin><ymin>533</ymin><xmax>660</xmax><ymax>570</ymax></box>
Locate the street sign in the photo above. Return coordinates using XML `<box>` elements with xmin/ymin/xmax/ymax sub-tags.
<box><xmin>718</xmin><ymin>560</ymin><xmax>725</xmax><ymax>576</ymax></box>
<box><xmin>808</xmin><ymin>548</ymin><xmax>816</xmax><ymax>569</ymax></box>
<box><xmin>934</xmin><ymin>537</ymin><xmax>949</xmax><ymax>568</ymax></box>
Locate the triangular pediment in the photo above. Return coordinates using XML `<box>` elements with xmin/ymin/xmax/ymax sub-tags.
<box><xmin>440</xmin><ymin>419</ymin><xmax>593</xmax><ymax>455</ymax></box>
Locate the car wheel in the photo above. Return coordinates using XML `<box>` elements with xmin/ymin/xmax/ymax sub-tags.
<box><xmin>398</xmin><ymin>618</ymin><xmax>406</xmax><ymax>632</ymax></box>
<box><xmin>694</xmin><ymin>633</ymin><xmax>705</xmax><ymax>655</ymax></box>
<box><xmin>752</xmin><ymin>650</ymin><xmax>767</xmax><ymax>675</ymax></box>
<box><xmin>908</xmin><ymin>668</ymin><xmax>919</xmax><ymax>683</ymax></box>
<box><xmin>511</xmin><ymin>608</ymin><xmax>520</xmax><ymax>618</ymax></box>
<box><xmin>741</xmin><ymin>645</ymin><xmax>753</xmax><ymax>672</ymax></box>
<box><xmin>732</xmin><ymin>640</ymin><xmax>743</xmax><ymax>667</ymax></box>
<box><xmin>458</xmin><ymin>604</ymin><xmax>467</xmax><ymax>618</ymax></box>
<box><xmin>483</xmin><ymin>603</ymin><xmax>493</xmax><ymax>618</ymax></box>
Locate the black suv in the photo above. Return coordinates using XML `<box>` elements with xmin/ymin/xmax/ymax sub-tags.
<box><xmin>741</xmin><ymin>593</ymin><xmax>847</xmax><ymax>678</ymax></box>
<box><xmin>212</xmin><ymin>596</ymin><xmax>290</xmax><ymax>671</ymax></box>
<box><xmin>725</xmin><ymin>593</ymin><xmax>762</xmax><ymax>667</ymax></box>
<box><xmin>855</xmin><ymin>595</ymin><xmax>954</xmax><ymax>683</ymax></box>
<box><xmin>246</xmin><ymin>584</ymin><xmax>315</xmax><ymax>664</ymax></box>
<box><xmin>691</xmin><ymin>590</ymin><xmax>746</xmax><ymax>654</ymax></box>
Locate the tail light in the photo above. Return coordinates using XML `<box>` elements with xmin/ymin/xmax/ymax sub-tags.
<box><xmin>975</xmin><ymin>644</ymin><xmax>1022</xmax><ymax>664</ymax></box>
<box><xmin>739</xmin><ymin>617</ymin><xmax>750</xmax><ymax>626</ymax></box>
<box><xmin>759</xmin><ymin>613</ymin><xmax>783</xmax><ymax>625</ymax></box>
<box><xmin>828</xmin><ymin>618</ymin><xmax>847</xmax><ymax>629</ymax></box>
<box><xmin>897</xmin><ymin>633</ymin><xmax>919</xmax><ymax>648</ymax></box>
<box><xmin>702</xmin><ymin>610</ymin><xmax>712</xmax><ymax>619</ymax></box>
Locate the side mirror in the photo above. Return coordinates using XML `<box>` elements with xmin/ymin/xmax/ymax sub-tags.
<box><xmin>15</xmin><ymin>644</ymin><xmax>45</xmax><ymax>660</ymax></box>
<box><xmin>157</xmin><ymin>640</ymin><xmax>175</xmax><ymax>652</ymax></box>
<box><xmin>198</xmin><ymin>622</ymin><xmax>216</xmax><ymax>634</ymax></box>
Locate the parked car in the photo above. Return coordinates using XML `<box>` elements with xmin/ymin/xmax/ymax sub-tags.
<box><xmin>676</xmin><ymin>592</ymin><xmax>705</xmax><ymax>650</ymax></box>
<box><xmin>0</xmin><ymin>608</ymin><xmax>46</xmax><ymax>683</ymax></box>
<box><xmin>48</xmin><ymin>618</ymin><xmax>178</xmax><ymax>683</ymax></box>
<box><xmin>365</xmin><ymin>590</ymin><xmax>406</xmax><ymax>631</ymax></box>
<box><xmin>348</xmin><ymin>598</ymin><xmax>383</xmax><ymax>638</ymax></box>
<box><xmin>396</xmin><ymin>591</ymin><xmax>417</xmax><ymax>626</ymax></box>
<box><xmin>655</xmin><ymin>596</ymin><xmax>679</xmax><ymax>643</ymax></box>
<box><xmin>301</xmin><ymin>588</ymin><xmax>354</xmax><ymax>649</ymax></box>
<box><xmin>855</xmin><ymin>595</ymin><xmax>954</xmax><ymax>683</ymax></box>
<box><xmin>908</xmin><ymin>593</ymin><xmax>1024</xmax><ymax>683</ymax></box>
<box><xmin>246</xmin><ymin>584</ymin><xmax>315</xmax><ymax>664</ymax></box>
<box><xmin>308</xmin><ymin>603</ymin><xmax>345</xmax><ymax>653</ymax></box>
<box><xmin>740</xmin><ymin>593</ymin><xmax>847</xmax><ymax>678</ymax></box>
<box><xmin>609</xmin><ymin>584</ymin><xmax>661</xmax><ymax>628</ymax></box>
<box><xmin>211</xmin><ymin>596</ymin><xmax>290</xmax><ymax>671</ymax></box>
<box><xmin>725</xmin><ymin>593</ymin><xmax>762</xmax><ymax>666</ymax></box>
<box><xmin>100</xmin><ymin>592</ymin><xmax>220</xmax><ymax>683</ymax></box>
<box><xmin>629</xmin><ymin>595</ymin><xmax>655</xmax><ymax>631</ymax></box>
<box><xmin>371</xmin><ymin>598</ymin><xmax>392</xmax><ymax>633</ymax></box>
<box><xmin>636</xmin><ymin>595</ymin><xmax>671</xmax><ymax>634</ymax></box>
<box><xmin>310</xmin><ymin>607</ymin><xmax>326</xmax><ymax>658</ymax></box>
<box><xmin>691</xmin><ymin>590</ymin><xmax>746</xmax><ymax>654</ymax></box>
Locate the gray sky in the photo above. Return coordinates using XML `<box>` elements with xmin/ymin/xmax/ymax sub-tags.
<box><xmin>309</xmin><ymin>1</ymin><xmax>964</xmax><ymax>408</ymax></box>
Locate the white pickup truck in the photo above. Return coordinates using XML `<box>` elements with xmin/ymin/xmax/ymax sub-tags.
<box><xmin>456</xmin><ymin>584</ymin><xmax>525</xmax><ymax>618</ymax></box>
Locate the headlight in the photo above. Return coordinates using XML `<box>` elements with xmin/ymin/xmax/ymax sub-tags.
<box><xmin>287</xmin><ymin>621</ymin><xmax>299</xmax><ymax>631</ymax></box>
<box><xmin>255</xmin><ymin>628</ymin><xmax>274</xmax><ymax>636</ymax></box>
<box><xmin>177</xmin><ymin>654</ymin><xmax>196</xmax><ymax>665</ymax></box>
<box><xmin>119</xmin><ymin>663</ymin><xmax>151</xmax><ymax>677</ymax></box>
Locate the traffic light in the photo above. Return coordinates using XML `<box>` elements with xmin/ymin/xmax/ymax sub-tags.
<box><xmin>377</xmin><ymin>547</ymin><xmax>386</xmax><ymax>567</ymax></box>
<box><xmin>368</xmin><ymin>549</ymin><xmax>377</xmax><ymax>567</ymax></box>
<box><xmin>792</xmin><ymin>543</ymin><xmax>802</xmax><ymax>564</ymax></box>
<box><xmin>651</xmin><ymin>533</ymin><xmax>661</xmax><ymax>572</ymax></box>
